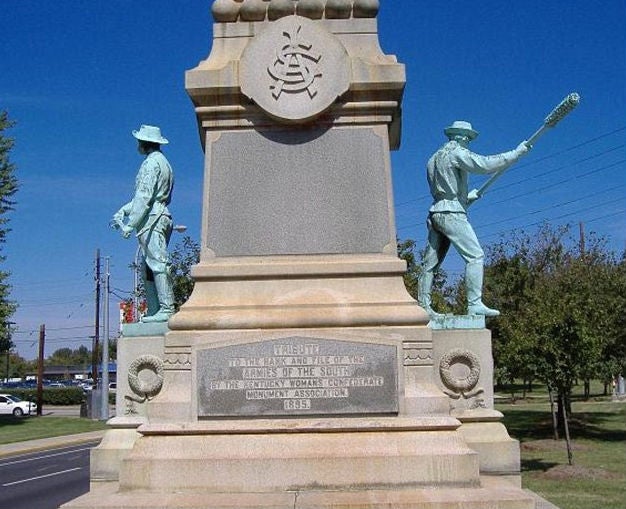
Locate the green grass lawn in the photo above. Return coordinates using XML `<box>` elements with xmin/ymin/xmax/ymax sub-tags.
<box><xmin>497</xmin><ymin>393</ymin><xmax>626</xmax><ymax>509</ymax></box>
<box><xmin>0</xmin><ymin>415</ymin><xmax>108</xmax><ymax>445</ymax></box>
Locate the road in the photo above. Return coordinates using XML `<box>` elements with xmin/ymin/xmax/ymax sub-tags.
<box><xmin>0</xmin><ymin>441</ymin><xmax>98</xmax><ymax>509</ymax></box>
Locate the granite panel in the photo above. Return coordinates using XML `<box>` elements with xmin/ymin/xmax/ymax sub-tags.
<box><xmin>207</xmin><ymin>127</ymin><xmax>391</xmax><ymax>256</ymax></box>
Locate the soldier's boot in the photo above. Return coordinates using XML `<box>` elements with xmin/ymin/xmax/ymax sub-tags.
<box><xmin>142</xmin><ymin>272</ymin><xmax>175</xmax><ymax>323</ymax></box>
<box><xmin>418</xmin><ymin>271</ymin><xmax>443</xmax><ymax>318</ymax></box>
<box><xmin>466</xmin><ymin>261</ymin><xmax>500</xmax><ymax>317</ymax></box>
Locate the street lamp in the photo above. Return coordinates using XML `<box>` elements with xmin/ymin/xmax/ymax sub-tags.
<box><xmin>132</xmin><ymin>225</ymin><xmax>187</xmax><ymax>322</ymax></box>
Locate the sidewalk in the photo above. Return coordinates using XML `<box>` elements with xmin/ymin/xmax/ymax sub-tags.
<box><xmin>40</xmin><ymin>404</ymin><xmax>82</xmax><ymax>417</ymax></box>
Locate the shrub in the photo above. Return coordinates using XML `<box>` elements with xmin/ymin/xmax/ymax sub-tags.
<box><xmin>5</xmin><ymin>387</ymin><xmax>86</xmax><ymax>405</ymax></box>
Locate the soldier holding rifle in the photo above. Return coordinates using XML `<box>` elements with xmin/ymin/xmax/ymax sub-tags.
<box><xmin>418</xmin><ymin>93</ymin><xmax>580</xmax><ymax>319</ymax></box>
<box><xmin>418</xmin><ymin>121</ymin><xmax>530</xmax><ymax>318</ymax></box>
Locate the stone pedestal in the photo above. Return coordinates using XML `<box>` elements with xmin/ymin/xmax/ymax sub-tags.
<box><xmin>432</xmin><ymin>324</ymin><xmax>523</xmax><ymax>484</ymax></box>
<box><xmin>89</xmin><ymin>325</ymin><xmax>166</xmax><ymax>481</ymax></box>
<box><xmin>63</xmin><ymin>2</ymin><xmax>538</xmax><ymax>508</ymax></box>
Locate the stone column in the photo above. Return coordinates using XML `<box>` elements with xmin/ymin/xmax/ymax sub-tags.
<box><xmin>172</xmin><ymin>3</ymin><xmax>428</xmax><ymax>334</ymax></box>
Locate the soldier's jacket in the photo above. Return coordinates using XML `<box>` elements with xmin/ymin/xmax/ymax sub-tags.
<box><xmin>427</xmin><ymin>140</ymin><xmax>519</xmax><ymax>213</ymax></box>
<box><xmin>126</xmin><ymin>151</ymin><xmax>174</xmax><ymax>235</ymax></box>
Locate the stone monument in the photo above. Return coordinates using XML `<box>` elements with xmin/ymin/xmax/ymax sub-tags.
<box><xmin>64</xmin><ymin>2</ymin><xmax>540</xmax><ymax>508</ymax></box>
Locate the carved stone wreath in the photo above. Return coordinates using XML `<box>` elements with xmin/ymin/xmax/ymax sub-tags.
<box><xmin>439</xmin><ymin>348</ymin><xmax>481</xmax><ymax>394</ymax></box>
<box><xmin>127</xmin><ymin>354</ymin><xmax>164</xmax><ymax>401</ymax></box>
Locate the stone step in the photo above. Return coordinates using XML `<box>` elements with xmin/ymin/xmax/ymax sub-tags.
<box><xmin>63</xmin><ymin>481</ymin><xmax>536</xmax><ymax>509</ymax></box>
<box><xmin>118</xmin><ymin>422</ymin><xmax>481</xmax><ymax>493</ymax></box>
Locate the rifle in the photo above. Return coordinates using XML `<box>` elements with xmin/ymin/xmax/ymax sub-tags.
<box><xmin>476</xmin><ymin>92</ymin><xmax>581</xmax><ymax>198</ymax></box>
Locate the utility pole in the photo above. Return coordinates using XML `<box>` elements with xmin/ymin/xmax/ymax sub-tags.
<box><xmin>579</xmin><ymin>222</ymin><xmax>586</xmax><ymax>258</ymax></box>
<box><xmin>2</xmin><ymin>321</ymin><xmax>14</xmax><ymax>383</ymax></box>
<box><xmin>36</xmin><ymin>324</ymin><xmax>45</xmax><ymax>416</ymax></box>
<box><xmin>100</xmin><ymin>256</ymin><xmax>110</xmax><ymax>420</ymax></box>
<box><xmin>92</xmin><ymin>249</ymin><xmax>101</xmax><ymax>385</ymax></box>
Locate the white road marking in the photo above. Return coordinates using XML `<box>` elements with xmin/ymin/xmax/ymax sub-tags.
<box><xmin>0</xmin><ymin>447</ymin><xmax>91</xmax><ymax>467</ymax></box>
<box><xmin>2</xmin><ymin>467</ymin><xmax>82</xmax><ymax>486</ymax></box>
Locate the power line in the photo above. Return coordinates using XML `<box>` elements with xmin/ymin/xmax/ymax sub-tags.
<box><xmin>111</xmin><ymin>286</ymin><xmax>132</xmax><ymax>294</ymax></box>
<box><xmin>497</xmin><ymin>128</ymin><xmax>626</xmax><ymax>177</ymax></box>
<box><xmin>13</xmin><ymin>325</ymin><xmax>96</xmax><ymax>333</ymax></box>
<box><xmin>396</xmin><ymin>150</ymin><xmax>625</xmax><ymax>223</ymax></box>
<box><xmin>586</xmin><ymin>209</ymin><xmax>626</xmax><ymax>225</ymax></box>
<box><xmin>486</xmin><ymin>146</ymin><xmax>625</xmax><ymax>195</ymax></box>
<box><xmin>394</xmin><ymin>126</ymin><xmax>626</xmax><ymax>208</ymax></box>
<box><xmin>16</xmin><ymin>274</ymin><xmax>92</xmax><ymax>284</ymax></box>
<box><xmin>17</xmin><ymin>298</ymin><xmax>91</xmax><ymax>308</ymax></box>
<box><xmin>477</xmin><ymin>191</ymin><xmax>625</xmax><ymax>230</ymax></box>
<box><xmin>485</xmin><ymin>161</ymin><xmax>625</xmax><ymax>208</ymax></box>
<box><xmin>35</xmin><ymin>335</ymin><xmax>97</xmax><ymax>342</ymax></box>
<box><xmin>400</xmin><ymin>211</ymin><xmax>625</xmax><ymax>280</ymax></box>
<box><xmin>481</xmin><ymin>209</ymin><xmax>626</xmax><ymax>242</ymax></box>
<box><xmin>397</xmin><ymin>159</ymin><xmax>626</xmax><ymax>232</ymax></box>
<box><xmin>402</xmin><ymin>199</ymin><xmax>625</xmax><ymax>240</ymax></box>
<box><xmin>15</xmin><ymin>269</ymin><xmax>94</xmax><ymax>289</ymax></box>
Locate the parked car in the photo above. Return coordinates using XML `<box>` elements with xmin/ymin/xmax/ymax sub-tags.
<box><xmin>0</xmin><ymin>381</ymin><xmax>21</xmax><ymax>390</ymax></box>
<box><xmin>46</xmin><ymin>382</ymin><xmax>67</xmax><ymax>388</ymax></box>
<box><xmin>0</xmin><ymin>393</ymin><xmax>37</xmax><ymax>417</ymax></box>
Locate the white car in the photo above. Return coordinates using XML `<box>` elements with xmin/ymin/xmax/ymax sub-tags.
<box><xmin>46</xmin><ymin>382</ymin><xmax>66</xmax><ymax>388</ymax></box>
<box><xmin>0</xmin><ymin>393</ymin><xmax>37</xmax><ymax>417</ymax></box>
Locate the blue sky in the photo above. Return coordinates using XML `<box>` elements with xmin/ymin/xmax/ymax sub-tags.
<box><xmin>2</xmin><ymin>1</ymin><xmax>624</xmax><ymax>360</ymax></box>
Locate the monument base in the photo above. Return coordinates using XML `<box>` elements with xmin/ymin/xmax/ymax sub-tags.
<box><xmin>64</xmin><ymin>417</ymin><xmax>534</xmax><ymax>509</ymax></box>
<box><xmin>74</xmin><ymin>321</ymin><xmax>540</xmax><ymax>509</ymax></box>
<box><xmin>89</xmin><ymin>417</ymin><xmax>145</xmax><ymax>482</ymax></box>
<box><xmin>457</xmin><ymin>416</ymin><xmax>522</xmax><ymax>485</ymax></box>
<box><xmin>120</xmin><ymin>418</ymin><xmax>478</xmax><ymax>492</ymax></box>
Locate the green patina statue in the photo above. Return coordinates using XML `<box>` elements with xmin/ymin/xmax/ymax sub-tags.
<box><xmin>111</xmin><ymin>125</ymin><xmax>175</xmax><ymax>323</ymax></box>
<box><xmin>418</xmin><ymin>120</ymin><xmax>530</xmax><ymax>318</ymax></box>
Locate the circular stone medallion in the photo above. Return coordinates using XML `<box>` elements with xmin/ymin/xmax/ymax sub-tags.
<box><xmin>240</xmin><ymin>15</ymin><xmax>350</xmax><ymax>123</ymax></box>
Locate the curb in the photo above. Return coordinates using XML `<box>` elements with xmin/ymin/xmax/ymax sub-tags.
<box><xmin>0</xmin><ymin>430</ymin><xmax>106</xmax><ymax>458</ymax></box>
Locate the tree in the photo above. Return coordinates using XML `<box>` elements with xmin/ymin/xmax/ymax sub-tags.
<box><xmin>128</xmin><ymin>236</ymin><xmax>200</xmax><ymax>318</ymax></box>
<box><xmin>0</xmin><ymin>111</ymin><xmax>18</xmax><ymax>358</ymax></box>
<box><xmin>483</xmin><ymin>228</ymin><xmax>555</xmax><ymax>392</ymax></box>
<box><xmin>90</xmin><ymin>338</ymin><xmax>117</xmax><ymax>363</ymax></box>
<box><xmin>46</xmin><ymin>346</ymin><xmax>92</xmax><ymax>366</ymax></box>
<box><xmin>170</xmin><ymin>236</ymin><xmax>200</xmax><ymax>309</ymax></box>
<box><xmin>484</xmin><ymin>223</ymin><xmax>625</xmax><ymax>429</ymax></box>
<box><xmin>0</xmin><ymin>351</ymin><xmax>36</xmax><ymax>380</ymax></box>
<box><xmin>397</xmin><ymin>238</ymin><xmax>453</xmax><ymax>313</ymax></box>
